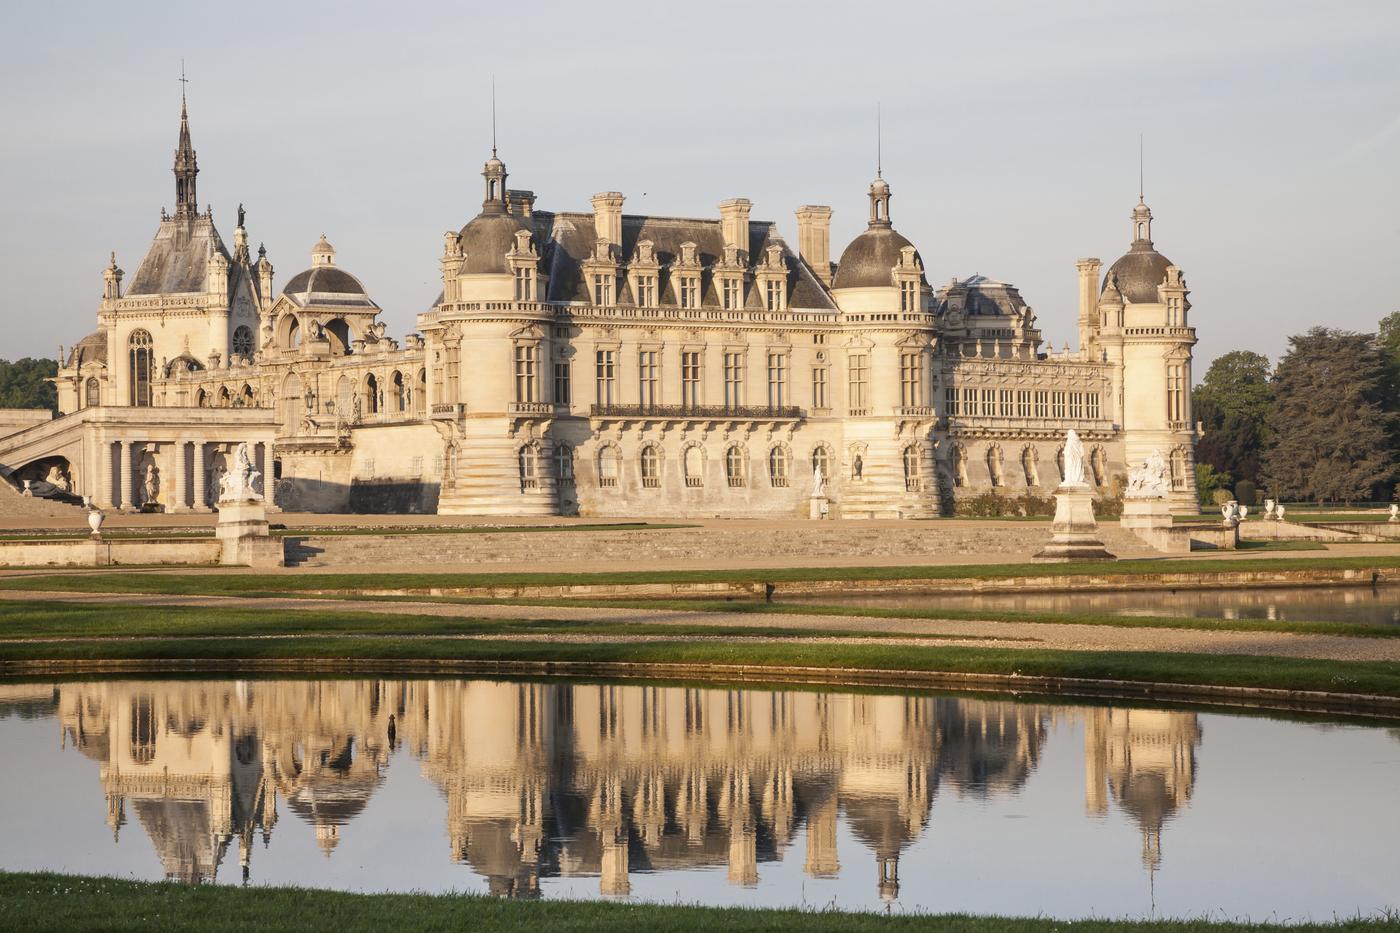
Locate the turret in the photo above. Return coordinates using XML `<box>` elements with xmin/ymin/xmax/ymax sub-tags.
<box><xmin>102</xmin><ymin>252</ymin><xmax>123</xmax><ymax>300</ymax></box>
<box><xmin>172</xmin><ymin>91</ymin><xmax>199</xmax><ymax>219</ymax></box>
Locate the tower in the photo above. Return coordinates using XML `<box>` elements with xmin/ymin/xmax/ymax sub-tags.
<box><xmin>173</xmin><ymin>86</ymin><xmax>199</xmax><ymax>219</ymax></box>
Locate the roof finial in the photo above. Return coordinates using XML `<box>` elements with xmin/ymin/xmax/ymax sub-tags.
<box><xmin>491</xmin><ymin>75</ymin><xmax>497</xmax><ymax>159</ymax></box>
<box><xmin>876</xmin><ymin>103</ymin><xmax>883</xmax><ymax>179</ymax></box>
<box><xmin>1138</xmin><ymin>133</ymin><xmax>1144</xmax><ymax>203</ymax></box>
<box><xmin>179</xmin><ymin>60</ymin><xmax>188</xmax><ymax>107</ymax></box>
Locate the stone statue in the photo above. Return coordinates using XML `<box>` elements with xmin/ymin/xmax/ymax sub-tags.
<box><xmin>1061</xmin><ymin>429</ymin><xmax>1087</xmax><ymax>487</ymax></box>
<box><xmin>852</xmin><ymin>455</ymin><xmax>863</xmax><ymax>480</ymax></box>
<box><xmin>352</xmin><ymin>394</ymin><xmax>363</xmax><ymax>424</ymax></box>
<box><xmin>1125</xmin><ymin>449</ymin><xmax>1170</xmax><ymax>499</ymax></box>
<box><xmin>218</xmin><ymin>443</ymin><xmax>262</xmax><ymax>503</ymax></box>
<box><xmin>812</xmin><ymin>464</ymin><xmax>826</xmax><ymax>500</ymax></box>
<box><xmin>141</xmin><ymin>463</ymin><xmax>160</xmax><ymax>506</ymax></box>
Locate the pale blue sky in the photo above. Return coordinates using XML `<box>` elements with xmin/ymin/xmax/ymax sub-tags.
<box><xmin>2</xmin><ymin>0</ymin><xmax>1398</xmax><ymax>371</ymax></box>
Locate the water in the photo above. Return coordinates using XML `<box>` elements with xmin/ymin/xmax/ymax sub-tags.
<box><xmin>784</xmin><ymin>585</ymin><xmax>1400</xmax><ymax>626</ymax></box>
<box><xmin>1</xmin><ymin>677</ymin><xmax>1397</xmax><ymax>920</ymax></box>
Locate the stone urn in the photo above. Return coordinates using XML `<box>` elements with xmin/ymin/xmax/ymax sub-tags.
<box><xmin>87</xmin><ymin>509</ymin><xmax>104</xmax><ymax>538</ymax></box>
<box><xmin>82</xmin><ymin>495</ymin><xmax>93</xmax><ymax>509</ymax></box>
<box><xmin>1264</xmin><ymin>499</ymin><xmax>1276</xmax><ymax>519</ymax></box>
<box><xmin>21</xmin><ymin>480</ymin><xmax>32</xmax><ymax>497</ymax></box>
<box><xmin>1390</xmin><ymin>504</ymin><xmax>1399</xmax><ymax>524</ymax></box>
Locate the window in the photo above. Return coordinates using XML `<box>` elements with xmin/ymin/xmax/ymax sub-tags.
<box><xmin>1051</xmin><ymin>391</ymin><xmax>1066</xmax><ymax>419</ymax></box>
<box><xmin>1171</xmin><ymin>447</ymin><xmax>1188</xmax><ymax>490</ymax></box>
<box><xmin>514</xmin><ymin>267</ymin><xmax>535</xmax><ymax>301</ymax></box>
<box><xmin>1069</xmin><ymin>392</ymin><xmax>1084</xmax><ymax>419</ymax></box>
<box><xmin>555</xmin><ymin>444</ymin><xmax>575</xmax><ymax>484</ymax></box>
<box><xmin>725</xmin><ymin>446</ymin><xmax>746</xmax><ymax>487</ymax></box>
<box><xmin>592</xmin><ymin>273</ymin><xmax>613</xmax><ymax>305</ymax></box>
<box><xmin>812</xmin><ymin>445</ymin><xmax>831</xmax><ymax>481</ymax></box>
<box><xmin>595</xmin><ymin>350</ymin><xmax>616</xmax><ymax>406</ymax></box>
<box><xmin>767</xmin><ymin>352</ymin><xmax>787</xmax><ymax>409</ymax></box>
<box><xmin>945</xmin><ymin>386</ymin><xmax>959</xmax><ymax>416</ymax></box>
<box><xmin>813</xmin><ymin>333</ymin><xmax>826</xmax><ymax>345</ymax></box>
<box><xmin>999</xmin><ymin>389</ymin><xmax>1013</xmax><ymax>417</ymax></box>
<box><xmin>723</xmin><ymin>352</ymin><xmax>745</xmax><ymax>409</ymax></box>
<box><xmin>232</xmin><ymin>325</ymin><xmax>253</xmax><ymax>357</ymax></box>
<box><xmin>514</xmin><ymin>344</ymin><xmax>539</xmax><ymax>403</ymax></box>
<box><xmin>812</xmin><ymin>366</ymin><xmax>829</xmax><ymax>409</ymax></box>
<box><xmin>1167</xmin><ymin>365</ymin><xmax>1185</xmax><ymax>422</ymax></box>
<box><xmin>900</xmin><ymin>353</ymin><xmax>921</xmax><ymax>408</ymax></box>
<box><xmin>1016</xmin><ymin>390</ymin><xmax>1031</xmax><ymax>418</ymax></box>
<box><xmin>518</xmin><ymin>444</ymin><xmax>539</xmax><ymax>490</ymax></box>
<box><xmin>365</xmin><ymin>373</ymin><xmax>380</xmax><ymax>414</ymax></box>
<box><xmin>681</xmin><ymin>351</ymin><xmax>701</xmax><ymax>408</ymax></box>
<box><xmin>554</xmin><ymin>361</ymin><xmax>571</xmax><ymax>405</ymax></box>
<box><xmin>684</xmin><ymin>446</ymin><xmax>703</xmax><ymax>487</ymax></box>
<box><xmin>392</xmin><ymin>371</ymin><xmax>406</xmax><ymax>411</ymax></box>
<box><xmin>599</xmin><ymin>446</ymin><xmax>620</xmax><ymax>488</ymax></box>
<box><xmin>903</xmin><ymin>445</ymin><xmax>922</xmax><ymax>491</ymax></box>
<box><xmin>679</xmin><ymin>276</ymin><xmax>699</xmax><ymax>309</ymax></box>
<box><xmin>981</xmin><ymin>388</ymin><xmax>995</xmax><ymax>416</ymax></box>
<box><xmin>640</xmin><ymin>445</ymin><xmax>661</xmax><ymax>488</ymax></box>
<box><xmin>84</xmin><ymin>377</ymin><xmax>100</xmax><ymax>408</ymax></box>
<box><xmin>635</xmin><ymin>274</ymin><xmax>656</xmax><ymax>307</ymax></box>
<box><xmin>130</xmin><ymin>697</ymin><xmax>156</xmax><ymax>765</ymax></box>
<box><xmin>764</xmin><ymin>279</ymin><xmax>784</xmax><ymax>311</ymax></box>
<box><xmin>721</xmin><ymin>278</ymin><xmax>741</xmax><ymax>311</ymax></box>
<box><xmin>128</xmin><ymin>329</ymin><xmax>153</xmax><ymax>407</ymax></box>
<box><xmin>1088</xmin><ymin>393</ymin><xmax>1101</xmax><ymax>420</ymax></box>
<box><xmin>1034</xmin><ymin>390</ymin><xmax>1049</xmax><ymax>418</ymax></box>
<box><xmin>768</xmin><ymin>447</ymin><xmax>790</xmax><ymax>487</ymax></box>
<box><xmin>639</xmin><ymin>350</ymin><xmax>659</xmax><ymax>408</ymax></box>
<box><xmin>900</xmin><ymin>280</ymin><xmax>918</xmax><ymax>312</ymax></box>
<box><xmin>848</xmin><ymin>353</ymin><xmax>869</xmax><ymax>412</ymax></box>
<box><xmin>962</xmin><ymin>386</ymin><xmax>977</xmax><ymax>416</ymax></box>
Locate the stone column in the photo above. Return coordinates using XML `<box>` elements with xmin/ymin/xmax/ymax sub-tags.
<box><xmin>118</xmin><ymin>441</ymin><xmax>133</xmax><ymax>510</ymax></box>
<box><xmin>259</xmin><ymin>442</ymin><xmax>274</xmax><ymax>504</ymax></box>
<box><xmin>193</xmin><ymin>443</ymin><xmax>207</xmax><ymax>511</ymax></box>
<box><xmin>99</xmin><ymin>440</ymin><xmax>113</xmax><ymax>508</ymax></box>
<box><xmin>169</xmin><ymin>441</ymin><xmax>185</xmax><ymax>511</ymax></box>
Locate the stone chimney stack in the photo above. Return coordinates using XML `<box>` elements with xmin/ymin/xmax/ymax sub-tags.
<box><xmin>507</xmin><ymin>189</ymin><xmax>536</xmax><ymax>217</ymax></box>
<box><xmin>1076</xmin><ymin>258</ymin><xmax>1101</xmax><ymax>345</ymax></box>
<box><xmin>795</xmin><ymin>205</ymin><xmax>833</xmax><ymax>285</ymax></box>
<box><xmin>719</xmin><ymin>198</ymin><xmax>752</xmax><ymax>256</ymax></box>
<box><xmin>591</xmin><ymin>192</ymin><xmax>625</xmax><ymax>257</ymax></box>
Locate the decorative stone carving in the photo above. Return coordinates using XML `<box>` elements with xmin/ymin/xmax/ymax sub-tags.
<box><xmin>86</xmin><ymin>508</ymin><xmax>104</xmax><ymax>539</ymax></box>
<box><xmin>217</xmin><ymin>443</ymin><xmax>262</xmax><ymax>503</ymax></box>
<box><xmin>140</xmin><ymin>463</ymin><xmax>160</xmax><ymax>507</ymax></box>
<box><xmin>1125</xmin><ymin>449</ymin><xmax>1170</xmax><ymax>499</ymax></box>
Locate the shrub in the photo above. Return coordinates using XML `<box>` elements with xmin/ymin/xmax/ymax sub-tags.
<box><xmin>1211</xmin><ymin>488</ymin><xmax>1233</xmax><ymax>507</ymax></box>
<box><xmin>1234</xmin><ymin>479</ymin><xmax>1257</xmax><ymax>506</ymax></box>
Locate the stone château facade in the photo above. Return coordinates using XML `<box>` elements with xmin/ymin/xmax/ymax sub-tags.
<box><xmin>5</xmin><ymin>95</ymin><xmax>1200</xmax><ymax>515</ymax></box>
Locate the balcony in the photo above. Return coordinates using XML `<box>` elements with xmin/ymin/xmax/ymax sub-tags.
<box><xmin>590</xmin><ymin>404</ymin><xmax>803</xmax><ymax>420</ymax></box>
<box><xmin>431</xmin><ymin>403</ymin><xmax>465</xmax><ymax>420</ymax></box>
<box><xmin>508</xmin><ymin>402</ymin><xmax>558</xmax><ymax>415</ymax></box>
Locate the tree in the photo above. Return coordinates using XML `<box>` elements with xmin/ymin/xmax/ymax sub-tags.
<box><xmin>1192</xmin><ymin>350</ymin><xmax>1271</xmax><ymax>484</ymax></box>
<box><xmin>0</xmin><ymin>358</ymin><xmax>58</xmax><ymax>412</ymax></box>
<box><xmin>1261</xmin><ymin>328</ymin><xmax>1397</xmax><ymax>504</ymax></box>
<box><xmin>1195</xmin><ymin>463</ymin><xmax>1232</xmax><ymax>509</ymax></box>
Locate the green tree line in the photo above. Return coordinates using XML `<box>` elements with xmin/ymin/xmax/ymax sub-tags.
<box><xmin>0</xmin><ymin>358</ymin><xmax>58</xmax><ymax>413</ymax></box>
<box><xmin>1193</xmin><ymin>315</ymin><xmax>1400</xmax><ymax>506</ymax></box>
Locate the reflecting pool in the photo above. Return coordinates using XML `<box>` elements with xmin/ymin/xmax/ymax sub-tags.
<box><xmin>784</xmin><ymin>584</ymin><xmax>1400</xmax><ymax>625</ymax></box>
<box><xmin>0</xmin><ymin>678</ymin><xmax>1397</xmax><ymax>920</ymax></box>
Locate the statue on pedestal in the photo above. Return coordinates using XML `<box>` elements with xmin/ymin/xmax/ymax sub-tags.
<box><xmin>218</xmin><ymin>443</ymin><xmax>262</xmax><ymax>503</ymax></box>
<box><xmin>1062</xmin><ymin>429</ymin><xmax>1087</xmax><ymax>488</ymax></box>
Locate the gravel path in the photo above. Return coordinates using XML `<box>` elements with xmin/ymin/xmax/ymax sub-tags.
<box><xmin>4</xmin><ymin>589</ymin><xmax>1400</xmax><ymax>663</ymax></box>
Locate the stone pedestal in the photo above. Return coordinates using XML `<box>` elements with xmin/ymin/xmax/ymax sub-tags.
<box><xmin>1120</xmin><ymin>496</ymin><xmax>1174</xmax><ymax>551</ymax></box>
<box><xmin>216</xmin><ymin>499</ymin><xmax>283</xmax><ymax>567</ymax></box>
<box><xmin>1035</xmin><ymin>485</ymin><xmax>1115</xmax><ymax>561</ymax></box>
<box><xmin>809</xmin><ymin>495</ymin><xmax>830</xmax><ymax>520</ymax></box>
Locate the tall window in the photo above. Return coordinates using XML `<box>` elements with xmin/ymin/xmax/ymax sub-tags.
<box><xmin>1069</xmin><ymin>392</ymin><xmax>1085</xmax><ymax>419</ymax></box>
<box><xmin>518</xmin><ymin>444</ymin><xmax>539</xmax><ymax>490</ymax></box>
<box><xmin>764</xmin><ymin>279</ymin><xmax>784</xmax><ymax>311</ymax></box>
<box><xmin>639</xmin><ymin>350</ymin><xmax>659</xmax><ymax>408</ymax></box>
<box><xmin>635</xmin><ymin>275</ymin><xmax>656</xmax><ymax>307</ymax></box>
<box><xmin>592</xmin><ymin>273</ymin><xmax>614</xmax><ymax>305</ymax></box>
<box><xmin>1171</xmin><ymin>447</ymin><xmax>1188</xmax><ymax>490</ymax></box>
<box><xmin>725</xmin><ymin>446</ymin><xmax>746</xmax><ymax>487</ymax></box>
<box><xmin>900</xmin><ymin>352</ymin><xmax>921</xmax><ymax>408</ymax></box>
<box><xmin>595</xmin><ymin>350</ymin><xmax>616</xmax><ymax>406</ymax></box>
<box><xmin>640</xmin><ymin>445</ymin><xmax>661</xmax><ymax>488</ymax></box>
<box><xmin>848</xmin><ymin>353</ymin><xmax>869</xmax><ymax>412</ymax></box>
<box><xmin>128</xmin><ymin>329</ymin><xmax>153</xmax><ymax>407</ymax></box>
<box><xmin>84</xmin><ymin>377</ymin><xmax>100</xmax><ymax>408</ymax></box>
<box><xmin>769</xmin><ymin>447</ymin><xmax>789</xmax><ymax>487</ymax></box>
<box><xmin>811</xmin><ymin>445</ymin><xmax>831</xmax><ymax>481</ymax></box>
<box><xmin>679</xmin><ymin>276</ymin><xmax>699</xmax><ymax>309</ymax></box>
<box><xmin>812</xmin><ymin>366</ymin><xmax>829</xmax><ymax>409</ymax></box>
<box><xmin>1167</xmin><ymin>365</ymin><xmax>1185</xmax><ymax>422</ymax></box>
<box><xmin>1087</xmin><ymin>393</ymin><xmax>1101</xmax><ymax>419</ymax></box>
<box><xmin>599</xmin><ymin>446</ymin><xmax>620</xmax><ymax>488</ymax></box>
<box><xmin>555</xmin><ymin>444</ymin><xmax>574</xmax><ymax>484</ymax></box>
<box><xmin>684</xmin><ymin>446</ymin><xmax>703</xmax><ymax>487</ymax></box>
<box><xmin>900</xmin><ymin>280</ymin><xmax>919</xmax><ymax>312</ymax></box>
<box><xmin>963</xmin><ymin>386</ymin><xmax>978</xmax><ymax>416</ymax></box>
<box><xmin>1051</xmin><ymin>391</ymin><xmax>1066</xmax><ymax>419</ymax></box>
<box><xmin>232</xmin><ymin>325</ymin><xmax>254</xmax><ymax>357</ymax></box>
<box><xmin>554</xmin><ymin>360</ymin><xmax>571</xmax><ymax>405</ymax></box>
<box><xmin>681</xmin><ymin>351</ymin><xmax>701</xmax><ymax>408</ymax></box>
<box><xmin>903</xmin><ymin>445</ymin><xmax>922</xmax><ymax>491</ymax></box>
<box><xmin>514</xmin><ymin>344</ymin><xmax>539</xmax><ymax>403</ymax></box>
<box><xmin>514</xmin><ymin>267</ymin><xmax>535</xmax><ymax>301</ymax></box>
<box><xmin>1016</xmin><ymin>390</ymin><xmax>1031</xmax><ymax>417</ymax></box>
<box><xmin>945</xmin><ymin>386</ymin><xmax>959</xmax><ymax>416</ymax></box>
<box><xmin>1034</xmin><ymin>390</ymin><xmax>1049</xmax><ymax>418</ymax></box>
<box><xmin>722</xmin><ymin>278</ymin><xmax>741</xmax><ymax>310</ymax></box>
<box><xmin>724</xmin><ymin>352</ymin><xmax>745</xmax><ymax>409</ymax></box>
<box><xmin>767</xmin><ymin>352</ymin><xmax>788</xmax><ymax>409</ymax></box>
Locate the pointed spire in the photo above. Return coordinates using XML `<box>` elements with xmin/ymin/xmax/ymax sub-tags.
<box><xmin>173</xmin><ymin>64</ymin><xmax>199</xmax><ymax>219</ymax></box>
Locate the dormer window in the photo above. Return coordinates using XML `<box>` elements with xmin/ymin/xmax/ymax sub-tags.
<box><xmin>679</xmin><ymin>276</ymin><xmax>699</xmax><ymax>309</ymax></box>
<box><xmin>514</xmin><ymin>267</ymin><xmax>534</xmax><ymax>301</ymax></box>
<box><xmin>765</xmin><ymin>279</ymin><xmax>785</xmax><ymax>312</ymax></box>
<box><xmin>636</xmin><ymin>275</ymin><xmax>656</xmax><ymax>307</ymax></box>
<box><xmin>900</xmin><ymin>280</ymin><xmax>919</xmax><ymax>312</ymax></box>
<box><xmin>593</xmin><ymin>274</ymin><xmax>614</xmax><ymax>306</ymax></box>
<box><xmin>722</xmin><ymin>278</ymin><xmax>741</xmax><ymax>310</ymax></box>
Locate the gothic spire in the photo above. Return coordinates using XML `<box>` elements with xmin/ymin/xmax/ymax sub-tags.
<box><xmin>173</xmin><ymin>66</ymin><xmax>199</xmax><ymax>219</ymax></box>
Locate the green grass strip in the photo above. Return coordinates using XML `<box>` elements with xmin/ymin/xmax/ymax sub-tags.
<box><xmin>1</xmin><ymin>872</ymin><xmax>1391</xmax><ymax>933</ymax></box>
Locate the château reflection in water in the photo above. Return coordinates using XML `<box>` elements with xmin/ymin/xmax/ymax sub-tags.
<box><xmin>0</xmin><ymin>679</ymin><xmax>1204</xmax><ymax>901</ymax></box>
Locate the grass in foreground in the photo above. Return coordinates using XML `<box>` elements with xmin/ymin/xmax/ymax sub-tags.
<box><xmin>0</xmin><ymin>872</ymin><xmax>1390</xmax><ymax>933</ymax></box>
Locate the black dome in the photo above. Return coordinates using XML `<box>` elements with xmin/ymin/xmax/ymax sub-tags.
<box><xmin>1102</xmin><ymin>242</ymin><xmax>1173</xmax><ymax>304</ymax></box>
<box><xmin>832</xmin><ymin>226</ymin><xmax>926</xmax><ymax>289</ymax></box>
<box><xmin>457</xmin><ymin>212</ymin><xmax>531</xmax><ymax>275</ymax></box>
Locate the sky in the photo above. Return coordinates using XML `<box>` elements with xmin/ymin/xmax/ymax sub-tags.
<box><xmin>1</xmin><ymin>0</ymin><xmax>1398</xmax><ymax>373</ymax></box>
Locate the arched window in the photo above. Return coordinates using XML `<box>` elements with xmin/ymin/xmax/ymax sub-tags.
<box><xmin>598</xmin><ymin>445</ymin><xmax>621</xmax><ymax>488</ymax></box>
<box><xmin>684</xmin><ymin>445</ymin><xmax>703</xmax><ymax>487</ymax></box>
<box><xmin>768</xmin><ymin>446</ymin><xmax>789</xmax><ymax>488</ymax></box>
<box><xmin>903</xmin><ymin>445</ymin><xmax>922</xmax><ymax>492</ymax></box>
<box><xmin>555</xmin><ymin>444</ymin><xmax>574</xmax><ymax>484</ymax></box>
<box><xmin>240</xmin><ymin>384</ymin><xmax>255</xmax><ymax>408</ymax></box>
<box><xmin>365</xmin><ymin>374</ymin><xmax>380</xmax><ymax>414</ymax></box>
<box><xmin>325</xmin><ymin>319</ymin><xmax>352</xmax><ymax>355</ymax></box>
<box><xmin>84</xmin><ymin>377</ymin><xmax>100</xmax><ymax>408</ymax></box>
<box><xmin>1021</xmin><ymin>446</ymin><xmax>1039</xmax><ymax>487</ymax></box>
<box><xmin>640</xmin><ymin>445</ymin><xmax>661</xmax><ymax>488</ymax></box>
<box><xmin>336</xmin><ymin>375</ymin><xmax>353</xmax><ymax>416</ymax></box>
<box><xmin>986</xmin><ymin>446</ymin><xmax>1004</xmax><ymax>487</ymax></box>
<box><xmin>1171</xmin><ymin>447</ymin><xmax>1188</xmax><ymax>491</ymax></box>
<box><xmin>196</xmin><ymin>388</ymin><xmax>208</xmax><ymax>408</ymax></box>
<box><xmin>951</xmin><ymin>444</ymin><xmax>968</xmax><ymax>488</ymax></box>
<box><xmin>232</xmin><ymin>325</ymin><xmax>254</xmax><ymax>357</ymax></box>
<box><xmin>392</xmin><ymin>371</ymin><xmax>406</xmax><ymax>411</ymax></box>
<box><xmin>518</xmin><ymin>444</ymin><xmax>539</xmax><ymax>491</ymax></box>
<box><xmin>128</xmin><ymin>329</ymin><xmax>153</xmax><ymax>407</ymax></box>
<box><xmin>725</xmin><ymin>446</ymin><xmax>746</xmax><ymax>488</ymax></box>
<box><xmin>218</xmin><ymin>386</ymin><xmax>231</xmax><ymax>408</ymax></box>
<box><xmin>417</xmin><ymin>369</ymin><xmax>427</xmax><ymax>413</ymax></box>
<box><xmin>1091</xmin><ymin>446</ymin><xmax>1108</xmax><ymax>487</ymax></box>
<box><xmin>812</xmin><ymin>445</ymin><xmax>831</xmax><ymax>482</ymax></box>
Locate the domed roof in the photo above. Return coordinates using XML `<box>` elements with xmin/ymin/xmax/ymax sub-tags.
<box><xmin>1102</xmin><ymin>241</ymin><xmax>1173</xmax><ymax>304</ymax></box>
<box><xmin>457</xmin><ymin>211</ymin><xmax>532</xmax><ymax>275</ymax></box>
<box><xmin>66</xmin><ymin>331</ymin><xmax>108</xmax><ymax>367</ymax></box>
<box><xmin>832</xmin><ymin>226</ymin><xmax>926</xmax><ymax>290</ymax></box>
<box><xmin>282</xmin><ymin>266</ymin><xmax>368</xmax><ymax>296</ymax></box>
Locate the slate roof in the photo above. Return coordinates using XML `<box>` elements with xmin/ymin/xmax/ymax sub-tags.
<box><xmin>831</xmin><ymin>225</ymin><xmax>928</xmax><ymax>290</ymax></box>
<box><xmin>65</xmin><ymin>331</ymin><xmax>108</xmax><ymax>367</ymax></box>
<box><xmin>126</xmin><ymin>215</ymin><xmax>232</xmax><ymax>295</ymax></box>
<box><xmin>1102</xmin><ymin>241</ymin><xmax>1173</xmax><ymax>304</ymax></box>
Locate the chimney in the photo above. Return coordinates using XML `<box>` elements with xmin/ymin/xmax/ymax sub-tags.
<box><xmin>795</xmin><ymin>205</ymin><xmax>833</xmax><ymax>284</ymax></box>
<box><xmin>1076</xmin><ymin>258</ymin><xmax>1101</xmax><ymax>340</ymax></box>
<box><xmin>506</xmin><ymin>189</ymin><xmax>536</xmax><ymax>217</ymax></box>
<box><xmin>718</xmin><ymin>198</ymin><xmax>752</xmax><ymax>255</ymax></box>
<box><xmin>591</xmin><ymin>192</ymin><xmax>625</xmax><ymax>256</ymax></box>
